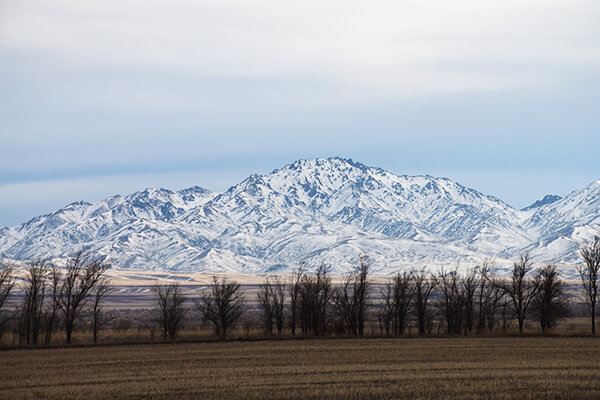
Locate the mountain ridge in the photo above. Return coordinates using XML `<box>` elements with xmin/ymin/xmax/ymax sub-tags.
<box><xmin>522</xmin><ymin>194</ymin><xmax>562</xmax><ymax>211</ymax></box>
<box><xmin>1</xmin><ymin>158</ymin><xmax>598</xmax><ymax>275</ymax></box>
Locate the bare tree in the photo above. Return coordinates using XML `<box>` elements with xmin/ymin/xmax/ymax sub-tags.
<box><xmin>436</xmin><ymin>267</ymin><xmax>464</xmax><ymax>335</ymax></box>
<box><xmin>477</xmin><ymin>263</ymin><xmax>503</xmax><ymax>332</ymax></box>
<box><xmin>379</xmin><ymin>271</ymin><xmax>414</xmax><ymax>336</ymax></box>
<box><xmin>153</xmin><ymin>283</ymin><xmax>187</xmax><ymax>340</ymax></box>
<box><xmin>461</xmin><ymin>268</ymin><xmax>477</xmax><ymax>334</ymax></box>
<box><xmin>0</xmin><ymin>262</ymin><xmax>15</xmax><ymax>331</ymax></box>
<box><xmin>257</xmin><ymin>279</ymin><xmax>275</xmax><ymax>335</ymax></box>
<box><xmin>43</xmin><ymin>265</ymin><xmax>61</xmax><ymax>345</ymax></box>
<box><xmin>379</xmin><ymin>282</ymin><xmax>394</xmax><ymax>336</ymax></box>
<box><xmin>476</xmin><ymin>263</ymin><xmax>488</xmax><ymax>332</ymax></box>
<box><xmin>288</xmin><ymin>264</ymin><xmax>304</xmax><ymax>336</ymax></box>
<box><xmin>298</xmin><ymin>263</ymin><xmax>331</xmax><ymax>336</ymax></box>
<box><xmin>333</xmin><ymin>275</ymin><xmax>357</xmax><ymax>335</ymax></box>
<box><xmin>257</xmin><ymin>276</ymin><xmax>286</xmax><ymax>335</ymax></box>
<box><xmin>413</xmin><ymin>268</ymin><xmax>437</xmax><ymax>336</ymax></box>
<box><xmin>195</xmin><ymin>276</ymin><xmax>245</xmax><ymax>338</ymax></box>
<box><xmin>333</xmin><ymin>256</ymin><xmax>370</xmax><ymax>336</ymax></box>
<box><xmin>20</xmin><ymin>262</ymin><xmax>48</xmax><ymax>345</ymax></box>
<box><xmin>56</xmin><ymin>252</ymin><xmax>110</xmax><ymax>344</ymax></box>
<box><xmin>492</xmin><ymin>253</ymin><xmax>541</xmax><ymax>334</ymax></box>
<box><xmin>92</xmin><ymin>278</ymin><xmax>113</xmax><ymax>343</ymax></box>
<box><xmin>499</xmin><ymin>297</ymin><xmax>511</xmax><ymax>331</ymax></box>
<box><xmin>391</xmin><ymin>271</ymin><xmax>415</xmax><ymax>335</ymax></box>
<box><xmin>534</xmin><ymin>265</ymin><xmax>570</xmax><ymax>333</ymax></box>
<box><xmin>271</xmin><ymin>276</ymin><xmax>286</xmax><ymax>334</ymax></box>
<box><xmin>433</xmin><ymin>266</ymin><xmax>478</xmax><ymax>336</ymax></box>
<box><xmin>354</xmin><ymin>256</ymin><xmax>369</xmax><ymax>336</ymax></box>
<box><xmin>578</xmin><ymin>236</ymin><xmax>600</xmax><ymax>334</ymax></box>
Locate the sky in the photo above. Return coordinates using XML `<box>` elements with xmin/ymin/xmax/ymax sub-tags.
<box><xmin>1</xmin><ymin>0</ymin><xmax>599</xmax><ymax>227</ymax></box>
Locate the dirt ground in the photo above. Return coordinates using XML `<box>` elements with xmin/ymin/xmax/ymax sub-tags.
<box><xmin>2</xmin><ymin>337</ymin><xmax>599</xmax><ymax>399</ymax></box>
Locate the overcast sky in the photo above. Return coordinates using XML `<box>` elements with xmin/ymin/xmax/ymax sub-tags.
<box><xmin>1</xmin><ymin>0</ymin><xmax>599</xmax><ymax>226</ymax></box>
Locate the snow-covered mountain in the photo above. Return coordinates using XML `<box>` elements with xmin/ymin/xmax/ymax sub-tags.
<box><xmin>523</xmin><ymin>181</ymin><xmax>600</xmax><ymax>264</ymax></box>
<box><xmin>1</xmin><ymin>158</ymin><xmax>598</xmax><ymax>274</ymax></box>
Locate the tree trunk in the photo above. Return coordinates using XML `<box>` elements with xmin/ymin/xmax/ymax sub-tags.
<box><xmin>418</xmin><ymin>316</ymin><xmax>425</xmax><ymax>336</ymax></box>
<box><xmin>93</xmin><ymin>317</ymin><xmax>98</xmax><ymax>344</ymax></box>
<box><xmin>66</xmin><ymin>327</ymin><xmax>72</xmax><ymax>345</ymax></box>
<box><xmin>592</xmin><ymin>302</ymin><xmax>596</xmax><ymax>335</ymax></box>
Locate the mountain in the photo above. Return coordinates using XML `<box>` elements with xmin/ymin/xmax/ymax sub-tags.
<box><xmin>0</xmin><ymin>186</ymin><xmax>216</xmax><ymax>270</ymax></box>
<box><xmin>522</xmin><ymin>181</ymin><xmax>600</xmax><ymax>264</ymax></box>
<box><xmin>0</xmin><ymin>158</ymin><xmax>598</xmax><ymax>274</ymax></box>
<box><xmin>521</xmin><ymin>195</ymin><xmax>562</xmax><ymax>211</ymax></box>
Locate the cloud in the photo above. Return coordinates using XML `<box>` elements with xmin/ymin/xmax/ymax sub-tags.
<box><xmin>0</xmin><ymin>0</ymin><xmax>599</xmax><ymax>224</ymax></box>
<box><xmin>2</xmin><ymin>0</ymin><xmax>599</xmax><ymax>101</ymax></box>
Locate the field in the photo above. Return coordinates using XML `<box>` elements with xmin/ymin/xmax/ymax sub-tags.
<box><xmin>2</xmin><ymin>337</ymin><xmax>600</xmax><ymax>399</ymax></box>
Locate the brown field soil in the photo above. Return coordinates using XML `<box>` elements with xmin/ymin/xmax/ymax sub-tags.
<box><xmin>1</xmin><ymin>337</ymin><xmax>600</xmax><ymax>399</ymax></box>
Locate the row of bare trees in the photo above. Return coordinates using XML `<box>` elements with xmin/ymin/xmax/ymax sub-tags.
<box><xmin>0</xmin><ymin>252</ymin><xmax>111</xmax><ymax>345</ymax></box>
<box><xmin>148</xmin><ymin>252</ymin><xmax>573</xmax><ymax>340</ymax></box>
<box><xmin>151</xmin><ymin>262</ymin><xmax>361</xmax><ymax>340</ymax></box>
<box><xmin>388</xmin><ymin>256</ymin><xmax>574</xmax><ymax>336</ymax></box>
<box><xmin>153</xmin><ymin>237</ymin><xmax>600</xmax><ymax>339</ymax></box>
<box><xmin>152</xmin><ymin>276</ymin><xmax>247</xmax><ymax>339</ymax></box>
<box><xmin>2</xmin><ymin>237</ymin><xmax>600</xmax><ymax>343</ymax></box>
<box><xmin>380</xmin><ymin>255</ymin><xmax>570</xmax><ymax>336</ymax></box>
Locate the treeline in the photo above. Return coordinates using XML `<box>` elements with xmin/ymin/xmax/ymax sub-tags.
<box><xmin>0</xmin><ymin>252</ymin><xmax>109</xmax><ymax>345</ymax></box>
<box><xmin>1</xmin><ymin>238</ymin><xmax>600</xmax><ymax>345</ymax></box>
<box><xmin>151</xmin><ymin>239</ymin><xmax>600</xmax><ymax>340</ymax></box>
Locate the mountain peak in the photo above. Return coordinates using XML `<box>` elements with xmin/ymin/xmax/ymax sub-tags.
<box><xmin>522</xmin><ymin>194</ymin><xmax>562</xmax><ymax>211</ymax></box>
<box><xmin>2</xmin><ymin>159</ymin><xmax>599</xmax><ymax>273</ymax></box>
<box><xmin>178</xmin><ymin>186</ymin><xmax>212</xmax><ymax>196</ymax></box>
<box><xmin>275</xmin><ymin>157</ymin><xmax>370</xmax><ymax>173</ymax></box>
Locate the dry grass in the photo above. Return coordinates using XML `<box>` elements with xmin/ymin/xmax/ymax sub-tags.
<box><xmin>1</xmin><ymin>337</ymin><xmax>600</xmax><ymax>399</ymax></box>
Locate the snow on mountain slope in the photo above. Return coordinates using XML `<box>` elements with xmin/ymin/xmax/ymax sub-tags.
<box><xmin>523</xmin><ymin>180</ymin><xmax>600</xmax><ymax>263</ymax></box>
<box><xmin>0</xmin><ymin>186</ymin><xmax>215</xmax><ymax>264</ymax></box>
<box><xmin>0</xmin><ymin>158</ymin><xmax>598</xmax><ymax>273</ymax></box>
<box><xmin>208</xmin><ymin>158</ymin><xmax>530</xmax><ymax>256</ymax></box>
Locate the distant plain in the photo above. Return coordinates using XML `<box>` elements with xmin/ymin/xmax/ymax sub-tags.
<box><xmin>35</xmin><ymin>267</ymin><xmax>583</xmax><ymax>309</ymax></box>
